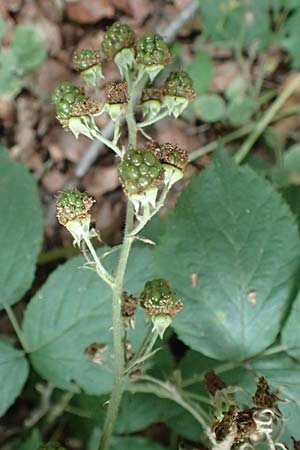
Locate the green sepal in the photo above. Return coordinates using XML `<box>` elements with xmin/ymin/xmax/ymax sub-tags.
<box><xmin>81</xmin><ymin>64</ymin><xmax>103</xmax><ymax>87</ymax></box>
<box><xmin>66</xmin><ymin>215</ymin><xmax>92</xmax><ymax>247</ymax></box>
<box><xmin>69</xmin><ymin>116</ymin><xmax>96</xmax><ymax>139</ymax></box>
<box><xmin>164</xmin><ymin>95</ymin><xmax>189</xmax><ymax>118</ymax></box>
<box><xmin>151</xmin><ymin>315</ymin><xmax>172</xmax><ymax>339</ymax></box>
<box><xmin>114</xmin><ymin>48</ymin><xmax>135</xmax><ymax>78</ymax></box>
<box><xmin>138</xmin><ymin>63</ymin><xmax>165</xmax><ymax>83</ymax></box>
<box><xmin>162</xmin><ymin>163</ymin><xmax>184</xmax><ymax>188</ymax></box>
<box><xmin>129</xmin><ymin>187</ymin><xmax>159</xmax><ymax>215</ymax></box>
<box><xmin>104</xmin><ymin>103</ymin><xmax>127</xmax><ymax>121</ymax></box>
<box><xmin>141</xmin><ymin>99</ymin><xmax>161</xmax><ymax>119</ymax></box>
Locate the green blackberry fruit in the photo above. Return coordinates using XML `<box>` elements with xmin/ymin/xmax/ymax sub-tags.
<box><xmin>135</xmin><ymin>33</ymin><xmax>172</xmax><ymax>66</ymax></box>
<box><xmin>102</xmin><ymin>22</ymin><xmax>136</xmax><ymax>60</ymax></box>
<box><xmin>140</xmin><ymin>279</ymin><xmax>183</xmax><ymax>317</ymax></box>
<box><xmin>118</xmin><ymin>148</ymin><xmax>163</xmax><ymax>195</ymax></box>
<box><xmin>164</xmin><ymin>71</ymin><xmax>195</xmax><ymax>99</ymax></box>
<box><xmin>73</xmin><ymin>49</ymin><xmax>101</xmax><ymax>72</ymax></box>
<box><xmin>56</xmin><ymin>189</ymin><xmax>95</xmax><ymax>226</ymax></box>
<box><xmin>51</xmin><ymin>82</ymin><xmax>82</xmax><ymax>105</ymax></box>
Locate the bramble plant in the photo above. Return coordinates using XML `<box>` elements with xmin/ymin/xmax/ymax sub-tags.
<box><xmin>51</xmin><ymin>22</ymin><xmax>193</xmax><ymax>450</ymax></box>
<box><xmin>3</xmin><ymin>17</ymin><xmax>300</xmax><ymax>450</ymax></box>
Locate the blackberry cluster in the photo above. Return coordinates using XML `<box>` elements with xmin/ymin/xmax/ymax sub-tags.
<box><xmin>135</xmin><ymin>33</ymin><xmax>172</xmax><ymax>66</ymax></box>
<box><xmin>164</xmin><ymin>71</ymin><xmax>195</xmax><ymax>99</ymax></box>
<box><xmin>102</xmin><ymin>22</ymin><xmax>136</xmax><ymax>60</ymax></box>
<box><xmin>56</xmin><ymin>189</ymin><xmax>95</xmax><ymax>226</ymax></box>
<box><xmin>52</xmin><ymin>83</ymin><xmax>98</xmax><ymax>126</ymax></box>
<box><xmin>73</xmin><ymin>49</ymin><xmax>101</xmax><ymax>72</ymax></box>
<box><xmin>140</xmin><ymin>279</ymin><xmax>183</xmax><ymax>317</ymax></box>
<box><xmin>118</xmin><ymin>148</ymin><xmax>163</xmax><ymax>195</ymax></box>
<box><xmin>51</xmin><ymin>82</ymin><xmax>83</xmax><ymax>107</ymax></box>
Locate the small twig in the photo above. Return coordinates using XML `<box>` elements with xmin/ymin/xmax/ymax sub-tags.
<box><xmin>129</xmin><ymin>374</ymin><xmax>214</xmax><ymax>443</ymax></box>
<box><xmin>3</xmin><ymin>304</ymin><xmax>29</xmax><ymax>353</ymax></box>
<box><xmin>235</xmin><ymin>73</ymin><xmax>300</xmax><ymax>164</ymax></box>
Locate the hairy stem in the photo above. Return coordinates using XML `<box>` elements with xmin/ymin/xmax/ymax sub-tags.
<box><xmin>91</xmin><ymin>126</ymin><xmax>122</xmax><ymax>157</ymax></box>
<box><xmin>82</xmin><ymin>235</ymin><xmax>114</xmax><ymax>287</ymax></box>
<box><xmin>98</xmin><ymin>185</ymin><xmax>135</xmax><ymax>450</ymax></box>
<box><xmin>130</xmin><ymin>184</ymin><xmax>169</xmax><ymax>236</ymax></box>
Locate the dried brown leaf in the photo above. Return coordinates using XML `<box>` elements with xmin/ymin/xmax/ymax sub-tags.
<box><xmin>66</xmin><ymin>0</ymin><xmax>115</xmax><ymax>24</ymax></box>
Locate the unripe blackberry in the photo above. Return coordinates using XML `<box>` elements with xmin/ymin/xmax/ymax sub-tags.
<box><xmin>141</xmin><ymin>87</ymin><xmax>163</xmax><ymax>117</ymax></box>
<box><xmin>56</xmin><ymin>189</ymin><xmax>95</xmax><ymax>226</ymax></box>
<box><xmin>164</xmin><ymin>71</ymin><xmax>195</xmax><ymax>99</ymax></box>
<box><xmin>135</xmin><ymin>34</ymin><xmax>172</xmax><ymax>66</ymax></box>
<box><xmin>141</xmin><ymin>278</ymin><xmax>183</xmax><ymax>338</ymax></box>
<box><xmin>146</xmin><ymin>141</ymin><xmax>189</xmax><ymax>171</ymax></box>
<box><xmin>52</xmin><ymin>82</ymin><xmax>81</xmax><ymax>105</ymax></box>
<box><xmin>102</xmin><ymin>22</ymin><xmax>136</xmax><ymax>60</ymax></box>
<box><xmin>163</xmin><ymin>71</ymin><xmax>194</xmax><ymax>117</ymax></box>
<box><xmin>141</xmin><ymin>279</ymin><xmax>183</xmax><ymax>317</ymax></box>
<box><xmin>73</xmin><ymin>49</ymin><xmax>101</xmax><ymax>71</ymax></box>
<box><xmin>53</xmin><ymin>85</ymin><xmax>99</xmax><ymax>129</ymax></box>
<box><xmin>118</xmin><ymin>148</ymin><xmax>163</xmax><ymax>195</ymax></box>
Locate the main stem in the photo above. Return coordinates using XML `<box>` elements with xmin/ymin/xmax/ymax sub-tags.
<box><xmin>98</xmin><ymin>205</ymin><xmax>134</xmax><ymax>450</ymax></box>
<box><xmin>99</xmin><ymin>71</ymin><xmax>139</xmax><ymax>450</ymax></box>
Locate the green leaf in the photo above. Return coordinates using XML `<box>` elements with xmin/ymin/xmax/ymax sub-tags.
<box><xmin>12</xmin><ymin>25</ymin><xmax>46</xmax><ymax>73</ymax></box>
<box><xmin>193</xmin><ymin>94</ymin><xmax>226</xmax><ymax>122</ymax></box>
<box><xmin>272</xmin><ymin>144</ymin><xmax>300</xmax><ymax>188</ymax></box>
<box><xmin>280</xmin><ymin>401</ymin><xmax>300</xmax><ymax>443</ymax></box>
<box><xmin>282</xmin><ymin>289</ymin><xmax>300</xmax><ymax>359</ymax></box>
<box><xmin>225</xmin><ymin>76</ymin><xmax>248</xmax><ymax>100</ymax></box>
<box><xmin>198</xmin><ymin>0</ymin><xmax>271</xmax><ymax>50</ymax></box>
<box><xmin>0</xmin><ymin>148</ymin><xmax>43</xmax><ymax>309</ymax></box>
<box><xmin>0</xmin><ymin>49</ymin><xmax>22</xmax><ymax>96</ymax></box>
<box><xmin>247</xmin><ymin>352</ymin><xmax>300</xmax><ymax>443</ymax></box>
<box><xmin>0</xmin><ymin>14</ymin><xmax>6</xmax><ymax>40</ymax></box>
<box><xmin>14</xmin><ymin>429</ymin><xmax>42</xmax><ymax>450</ymax></box>
<box><xmin>116</xmin><ymin>392</ymin><xmax>177</xmax><ymax>434</ymax></box>
<box><xmin>186</xmin><ymin>51</ymin><xmax>213</xmax><ymax>95</ymax></box>
<box><xmin>154</xmin><ymin>151</ymin><xmax>300</xmax><ymax>360</ymax></box>
<box><xmin>278</xmin><ymin>9</ymin><xmax>300</xmax><ymax>68</ymax></box>
<box><xmin>88</xmin><ymin>432</ymin><xmax>169</xmax><ymax>450</ymax></box>
<box><xmin>0</xmin><ymin>340</ymin><xmax>29</xmax><ymax>417</ymax></box>
<box><xmin>282</xmin><ymin>185</ymin><xmax>300</xmax><ymax>229</ymax></box>
<box><xmin>23</xmin><ymin>245</ymin><xmax>153</xmax><ymax>394</ymax></box>
<box><xmin>166</xmin><ymin>408</ymin><xmax>203</xmax><ymax>441</ymax></box>
<box><xmin>112</xmin><ymin>437</ymin><xmax>169</xmax><ymax>450</ymax></box>
<box><xmin>227</xmin><ymin>96</ymin><xmax>257</xmax><ymax>126</ymax></box>
<box><xmin>249</xmin><ymin>353</ymin><xmax>300</xmax><ymax>399</ymax></box>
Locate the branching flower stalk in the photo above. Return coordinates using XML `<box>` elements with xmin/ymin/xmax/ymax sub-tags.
<box><xmin>53</xmin><ymin>22</ymin><xmax>194</xmax><ymax>450</ymax></box>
